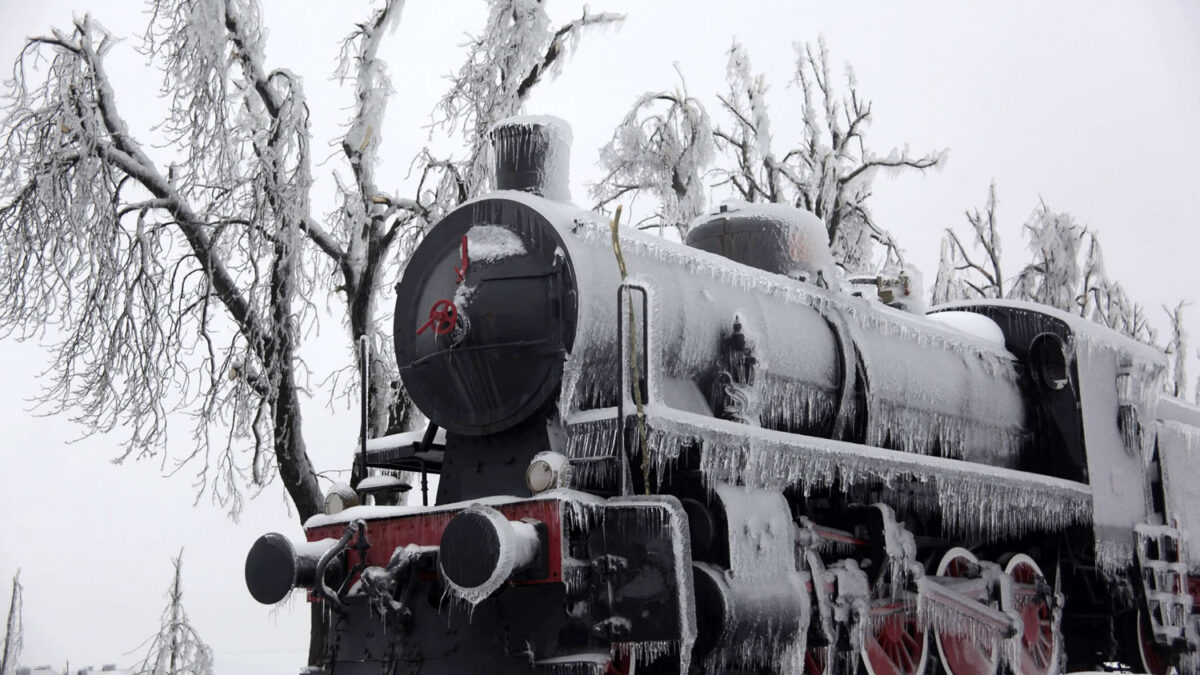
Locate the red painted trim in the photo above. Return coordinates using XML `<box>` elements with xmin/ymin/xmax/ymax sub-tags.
<box><xmin>455</xmin><ymin>235</ymin><xmax>469</xmax><ymax>283</ymax></box>
<box><xmin>307</xmin><ymin>500</ymin><xmax>564</xmax><ymax>596</ymax></box>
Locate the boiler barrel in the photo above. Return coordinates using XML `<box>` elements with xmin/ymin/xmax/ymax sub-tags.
<box><xmin>394</xmin><ymin>193</ymin><xmax>1026</xmax><ymax>466</ymax></box>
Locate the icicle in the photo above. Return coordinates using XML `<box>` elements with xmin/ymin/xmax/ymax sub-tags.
<box><xmin>1094</xmin><ymin>538</ymin><xmax>1135</xmax><ymax>580</ymax></box>
<box><xmin>568</xmin><ymin>216</ymin><xmax>1023</xmax><ymax>383</ymax></box>
<box><xmin>641</xmin><ymin>410</ymin><xmax>1091</xmax><ymax>540</ymax></box>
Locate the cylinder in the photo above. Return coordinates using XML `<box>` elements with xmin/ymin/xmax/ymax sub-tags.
<box><xmin>489</xmin><ymin>115</ymin><xmax>572</xmax><ymax>202</ymax></box>
<box><xmin>692</xmin><ymin>562</ymin><xmax>810</xmax><ymax>666</ymax></box>
<box><xmin>439</xmin><ymin>504</ymin><xmax>541</xmax><ymax>604</ymax></box>
<box><xmin>395</xmin><ymin>193</ymin><xmax>1027</xmax><ymax>465</ymax></box>
<box><xmin>244</xmin><ymin>534</ymin><xmax>339</xmax><ymax>605</ymax></box>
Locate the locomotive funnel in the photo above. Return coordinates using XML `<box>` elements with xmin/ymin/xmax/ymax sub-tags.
<box><xmin>489</xmin><ymin>115</ymin><xmax>572</xmax><ymax>202</ymax></box>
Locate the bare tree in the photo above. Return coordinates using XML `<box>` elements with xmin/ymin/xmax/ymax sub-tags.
<box><xmin>591</xmin><ymin>72</ymin><xmax>713</xmax><ymax>237</ymax></box>
<box><xmin>714</xmin><ymin>38</ymin><xmax>946</xmax><ymax>271</ymax></box>
<box><xmin>593</xmin><ymin>37</ymin><xmax>944</xmax><ymax>269</ymax></box>
<box><xmin>1077</xmin><ymin>231</ymin><xmax>1158</xmax><ymax>343</ymax></box>
<box><xmin>0</xmin><ymin>571</ymin><xmax>21</xmax><ymax>675</ymax></box>
<box><xmin>133</xmin><ymin>553</ymin><xmax>213</xmax><ymax>675</ymax></box>
<box><xmin>933</xmin><ymin>186</ymin><xmax>1162</xmax><ymax>344</ymax></box>
<box><xmin>434</xmin><ymin>0</ymin><xmax>623</xmax><ymax>199</ymax></box>
<box><xmin>1009</xmin><ymin>200</ymin><xmax>1086</xmax><ymax>312</ymax></box>
<box><xmin>0</xmin><ymin>0</ymin><xmax>616</xmax><ymax>664</ymax></box>
<box><xmin>933</xmin><ymin>181</ymin><xmax>1004</xmax><ymax>303</ymax></box>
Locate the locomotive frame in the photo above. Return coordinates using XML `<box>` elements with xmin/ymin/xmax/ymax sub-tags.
<box><xmin>244</xmin><ymin>116</ymin><xmax>1200</xmax><ymax>675</ymax></box>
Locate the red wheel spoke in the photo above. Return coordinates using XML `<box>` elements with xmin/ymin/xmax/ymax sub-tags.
<box><xmin>865</xmin><ymin>609</ymin><xmax>925</xmax><ymax>675</ymax></box>
<box><xmin>1000</xmin><ymin>555</ymin><xmax>1060</xmax><ymax>675</ymax></box>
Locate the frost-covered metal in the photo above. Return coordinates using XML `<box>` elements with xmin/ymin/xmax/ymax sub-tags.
<box><xmin>244</xmin><ymin>118</ymin><xmax>1200</xmax><ymax>675</ymax></box>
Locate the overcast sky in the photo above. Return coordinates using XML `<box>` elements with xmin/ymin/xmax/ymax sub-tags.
<box><xmin>0</xmin><ymin>1</ymin><xmax>1198</xmax><ymax>672</ymax></box>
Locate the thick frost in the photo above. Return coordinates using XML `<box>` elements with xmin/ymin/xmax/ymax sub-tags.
<box><xmin>637</xmin><ymin>409</ymin><xmax>1091</xmax><ymax>540</ymax></box>
<box><xmin>439</xmin><ymin>504</ymin><xmax>541</xmax><ymax>606</ymax></box>
<box><xmin>926</xmin><ymin>311</ymin><xmax>1006</xmax><ymax>347</ymax></box>
<box><xmin>466</xmin><ymin>224</ymin><xmax>527</xmax><ymax>263</ymax></box>
<box><xmin>490</xmin><ymin>114</ymin><xmax>573</xmax><ymax>202</ymax></box>
<box><xmin>365</xmin><ymin>426</ymin><xmax>447</xmax><ymax>452</ymax></box>
<box><xmin>554</xmin><ymin>203</ymin><xmax>1027</xmax><ymax>472</ymax></box>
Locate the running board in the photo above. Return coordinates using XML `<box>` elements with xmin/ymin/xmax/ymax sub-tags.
<box><xmin>917</xmin><ymin>575</ymin><xmax>1020</xmax><ymax>640</ymax></box>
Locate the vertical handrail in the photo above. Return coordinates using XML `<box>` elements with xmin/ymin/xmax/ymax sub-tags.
<box><xmin>608</xmin><ymin>205</ymin><xmax>653</xmax><ymax>494</ymax></box>
<box><xmin>616</xmin><ymin>283</ymin><xmax>651</xmax><ymax>494</ymax></box>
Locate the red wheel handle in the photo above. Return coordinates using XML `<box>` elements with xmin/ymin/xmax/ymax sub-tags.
<box><xmin>417</xmin><ymin>299</ymin><xmax>458</xmax><ymax>336</ymax></box>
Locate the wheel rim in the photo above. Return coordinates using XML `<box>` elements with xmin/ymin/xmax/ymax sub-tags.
<box><xmin>933</xmin><ymin>548</ymin><xmax>999</xmax><ymax>675</ymax></box>
<box><xmin>862</xmin><ymin>602</ymin><xmax>928</xmax><ymax>675</ymax></box>
<box><xmin>1003</xmin><ymin>554</ymin><xmax>1060</xmax><ymax>675</ymax></box>
<box><xmin>1137</xmin><ymin>609</ymin><xmax>1170</xmax><ymax>675</ymax></box>
<box><xmin>805</xmin><ymin>645</ymin><xmax>828</xmax><ymax>675</ymax></box>
<box><xmin>606</xmin><ymin>649</ymin><xmax>636</xmax><ymax>675</ymax></box>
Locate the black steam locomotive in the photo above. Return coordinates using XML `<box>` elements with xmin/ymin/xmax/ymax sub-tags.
<box><xmin>245</xmin><ymin>116</ymin><xmax>1200</xmax><ymax>675</ymax></box>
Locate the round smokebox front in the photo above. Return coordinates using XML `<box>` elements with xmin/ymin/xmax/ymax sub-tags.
<box><xmin>394</xmin><ymin>198</ymin><xmax>577</xmax><ymax>436</ymax></box>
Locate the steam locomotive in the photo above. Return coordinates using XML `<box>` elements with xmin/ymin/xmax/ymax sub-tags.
<box><xmin>244</xmin><ymin>116</ymin><xmax>1200</xmax><ymax>675</ymax></box>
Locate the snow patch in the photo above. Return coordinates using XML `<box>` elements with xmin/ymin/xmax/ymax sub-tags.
<box><xmin>926</xmin><ymin>311</ymin><xmax>1006</xmax><ymax>348</ymax></box>
<box><xmin>466</xmin><ymin>224</ymin><xmax>527</xmax><ymax>263</ymax></box>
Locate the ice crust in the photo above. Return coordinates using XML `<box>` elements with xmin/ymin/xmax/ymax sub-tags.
<box><xmin>638</xmin><ymin>409</ymin><xmax>1089</xmax><ymax>540</ymax></box>
<box><xmin>364</xmin><ymin>426</ymin><xmax>447</xmax><ymax>452</ymax></box>
<box><xmin>701</xmin><ymin>485</ymin><xmax>809</xmax><ymax>673</ymax></box>
<box><xmin>542</xmin><ymin>194</ymin><xmax>1029</xmax><ymax>476</ymax></box>
<box><xmin>439</xmin><ymin>504</ymin><xmax>541</xmax><ymax>607</ymax></box>
<box><xmin>356</xmin><ymin>475</ymin><xmax>408</xmax><ymax>491</ymax></box>
<box><xmin>489</xmin><ymin>115</ymin><xmax>573</xmax><ymax>202</ymax></box>
<box><xmin>925</xmin><ymin>311</ymin><xmax>1006</xmax><ymax>347</ymax></box>
<box><xmin>293</xmin><ymin>538</ymin><xmax>338</xmax><ymax>570</ymax></box>
<box><xmin>560</xmin><ymin>406</ymin><xmax>1087</xmax><ymax>540</ymax></box>
<box><xmin>465</xmin><ymin>224</ymin><xmax>527</xmax><ymax>263</ymax></box>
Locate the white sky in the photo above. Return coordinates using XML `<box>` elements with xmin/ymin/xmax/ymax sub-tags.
<box><xmin>0</xmin><ymin>1</ymin><xmax>1197</xmax><ymax>673</ymax></box>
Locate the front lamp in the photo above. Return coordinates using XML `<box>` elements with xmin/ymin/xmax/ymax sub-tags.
<box><xmin>323</xmin><ymin>483</ymin><xmax>360</xmax><ymax>515</ymax></box>
<box><xmin>525</xmin><ymin>451</ymin><xmax>572</xmax><ymax>494</ymax></box>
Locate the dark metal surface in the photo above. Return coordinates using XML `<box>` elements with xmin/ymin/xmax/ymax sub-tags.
<box><xmin>393</xmin><ymin>197</ymin><xmax>577</xmax><ymax>436</ymax></box>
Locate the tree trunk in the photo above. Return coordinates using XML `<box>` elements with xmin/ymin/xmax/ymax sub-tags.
<box><xmin>1</xmin><ymin>571</ymin><xmax>21</xmax><ymax>675</ymax></box>
<box><xmin>273</xmin><ymin>356</ymin><xmax>327</xmax><ymax>668</ymax></box>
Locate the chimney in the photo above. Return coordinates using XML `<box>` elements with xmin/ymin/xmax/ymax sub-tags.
<box><xmin>489</xmin><ymin>115</ymin><xmax>572</xmax><ymax>202</ymax></box>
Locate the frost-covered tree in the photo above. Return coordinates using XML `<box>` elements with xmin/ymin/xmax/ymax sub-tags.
<box><xmin>712</xmin><ymin>41</ymin><xmax>782</xmax><ymax>207</ymax></box>
<box><xmin>591</xmin><ymin>73</ymin><xmax>713</xmax><ymax>238</ymax></box>
<box><xmin>1009</xmin><ymin>201</ymin><xmax>1085</xmax><ymax>312</ymax></box>
<box><xmin>1195</xmin><ymin>350</ymin><xmax>1200</xmax><ymax>405</ymax></box>
<box><xmin>594</xmin><ymin>37</ymin><xmax>944</xmax><ymax>270</ymax></box>
<box><xmin>0</xmin><ymin>0</ymin><xmax>614</xmax><ymax>664</ymax></box>
<box><xmin>934</xmin><ymin>185</ymin><xmax>1161</xmax><ymax>344</ymax></box>
<box><xmin>712</xmin><ymin>39</ymin><xmax>947</xmax><ymax>270</ymax></box>
<box><xmin>932</xmin><ymin>181</ymin><xmax>1004</xmax><ymax>304</ymax></box>
<box><xmin>435</xmin><ymin>1</ymin><xmax>622</xmax><ymax>199</ymax></box>
<box><xmin>1165</xmin><ymin>302</ymin><xmax>1190</xmax><ymax>397</ymax></box>
<box><xmin>1077</xmin><ymin>234</ymin><xmax>1157</xmax><ymax>343</ymax></box>
<box><xmin>713</xmin><ymin>38</ymin><xmax>945</xmax><ymax>270</ymax></box>
<box><xmin>0</xmin><ymin>571</ymin><xmax>21</xmax><ymax>675</ymax></box>
<box><xmin>0</xmin><ymin>0</ymin><xmax>616</xmax><ymax>513</ymax></box>
<box><xmin>133</xmin><ymin>553</ymin><xmax>213</xmax><ymax>675</ymax></box>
